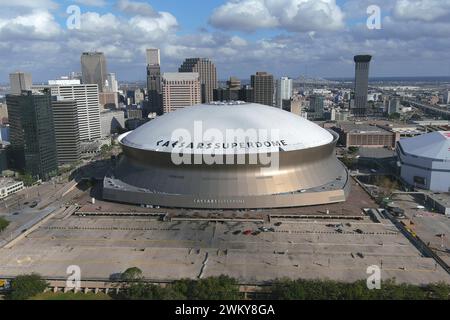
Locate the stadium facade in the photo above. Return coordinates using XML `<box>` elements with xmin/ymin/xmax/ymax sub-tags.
<box><xmin>397</xmin><ymin>131</ymin><xmax>450</xmax><ymax>192</ymax></box>
<box><xmin>103</xmin><ymin>102</ymin><xmax>350</xmax><ymax>209</ymax></box>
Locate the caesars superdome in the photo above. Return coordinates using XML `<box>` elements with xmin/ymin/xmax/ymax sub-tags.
<box><xmin>103</xmin><ymin>102</ymin><xmax>350</xmax><ymax>209</ymax></box>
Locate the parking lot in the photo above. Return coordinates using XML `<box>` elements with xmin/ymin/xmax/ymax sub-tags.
<box><xmin>390</xmin><ymin>193</ymin><xmax>450</xmax><ymax>266</ymax></box>
<box><xmin>0</xmin><ymin>210</ymin><xmax>448</xmax><ymax>285</ymax></box>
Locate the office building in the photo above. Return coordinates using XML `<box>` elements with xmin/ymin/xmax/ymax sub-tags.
<box><xmin>179</xmin><ymin>58</ymin><xmax>217</xmax><ymax>103</ymax></box>
<box><xmin>213</xmin><ymin>77</ymin><xmax>243</xmax><ymax>101</ymax></box>
<box><xmin>309</xmin><ymin>95</ymin><xmax>325</xmax><ymax>120</ymax></box>
<box><xmin>9</xmin><ymin>72</ymin><xmax>32</xmax><ymax>95</ymax></box>
<box><xmin>276</xmin><ymin>77</ymin><xmax>293</xmax><ymax>108</ymax></box>
<box><xmin>6</xmin><ymin>90</ymin><xmax>58</xmax><ymax>180</ymax></box>
<box><xmin>81</xmin><ymin>52</ymin><xmax>108</xmax><ymax>92</ymax></box>
<box><xmin>388</xmin><ymin>97</ymin><xmax>401</xmax><ymax>114</ymax></box>
<box><xmin>332</xmin><ymin>123</ymin><xmax>399</xmax><ymax>149</ymax></box>
<box><xmin>105</xmin><ymin>73</ymin><xmax>118</xmax><ymax>93</ymax></box>
<box><xmin>444</xmin><ymin>90</ymin><xmax>450</xmax><ymax>105</ymax></box>
<box><xmin>104</xmin><ymin>102</ymin><xmax>350</xmax><ymax>209</ymax></box>
<box><xmin>353</xmin><ymin>55</ymin><xmax>372</xmax><ymax>116</ymax></box>
<box><xmin>52</xmin><ymin>99</ymin><xmax>81</xmax><ymax>165</ymax></box>
<box><xmin>146</xmin><ymin>48</ymin><xmax>163</xmax><ymax>116</ymax></box>
<box><xmin>162</xmin><ymin>73</ymin><xmax>201</xmax><ymax>113</ymax></box>
<box><xmin>33</xmin><ymin>83</ymin><xmax>101</xmax><ymax>141</ymax></box>
<box><xmin>251</xmin><ymin>72</ymin><xmax>274</xmax><ymax>106</ymax></box>
<box><xmin>0</xmin><ymin>179</ymin><xmax>24</xmax><ymax>199</ymax></box>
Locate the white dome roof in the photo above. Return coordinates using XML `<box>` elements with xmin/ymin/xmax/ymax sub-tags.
<box><xmin>399</xmin><ymin>131</ymin><xmax>450</xmax><ymax>160</ymax></box>
<box><xmin>120</xmin><ymin>102</ymin><xmax>334</xmax><ymax>154</ymax></box>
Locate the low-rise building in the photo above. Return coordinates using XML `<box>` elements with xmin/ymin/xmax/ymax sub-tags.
<box><xmin>0</xmin><ymin>179</ymin><xmax>24</xmax><ymax>199</ymax></box>
<box><xmin>332</xmin><ymin>122</ymin><xmax>399</xmax><ymax>149</ymax></box>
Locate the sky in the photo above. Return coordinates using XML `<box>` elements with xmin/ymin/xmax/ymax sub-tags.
<box><xmin>1</xmin><ymin>0</ymin><xmax>450</xmax><ymax>82</ymax></box>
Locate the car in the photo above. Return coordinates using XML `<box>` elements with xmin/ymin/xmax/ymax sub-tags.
<box><xmin>232</xmin><ymin>230</ymin><xmax>241</xmax><ymax>235</ymax></box>
<box><xmin>268</xmin><ymin>227</ymin><xmax>275</xmax><ymax>232</ymax></box>
<box><xmin>29</xmin><ymin>201</ymin><xmax>38</xmax><ymax>208</ymax></box>
<box><xmin>355</xmin><ymin>229</ymin><xmax>363</xmax><ymax>234</ymax></box>
<box><xmin>274</xmin><ymin>222</ymin><xmax>282</xmax><ymax>227</ymax></box>
<box><xmin>243</xmin><ymin>230</ymin><xmax>252</xmax><ymax>235</ymax></box>
<box><xmin>12</xmin><ymin>212</ymin><xmax>19</xmax><ymax>216</ymax></box>
<box><xmin>252</xmin><ymin>231</ymin><xmax>261</xmax><ymax>236</ymax></box>
<box><xmin>259</xmin><ymin>227</ymin><xmax>269</xmax><ymax>232</ymax></box>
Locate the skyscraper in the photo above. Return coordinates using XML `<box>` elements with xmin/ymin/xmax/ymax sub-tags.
<box><xmin>353</xmin><ymin>55</ymin><xmax>372</xmax><ymax>116</ymax></box>
<box><xmin>162</xmin><ymin>73</ymin><xmax>201</xmax><ymax>113</ymax></box>
<box><xmin>51</xmin><ymin>98</ymin><xmax>81</xmax><ymax>165</ymax></box>
<box><xmin>81</xmin><ymin>52</ymin><xmax>108</xmax><ymax>92</ymax></box>
<box><xmin>276</xmin><ymin>77</ymin><xmax>293</xmax><ymax>108</ymax></box>
<box><xmin>179</xmin><ymin>58</ymin><xmax>217</xmax><ymax>103</ymax></box>
<box><xmin>146</xmin><ymin>48</ymin><xmax>163</xmax><ymax>116</ymax></box>
<box><xmin>251</xmin><ymin>72</ymin><xmax>274</xmax><ymax>107</ymax></box>
<box><xmin>309</xmin><ymin>95</ymin><xmax>325</xmax><ymax>120</ymax></box>
<box><xmin>6</xmin><ymin>90</ymin><xmax>58</xmax><ymax>180</ymax></box>
<box><xmin>33</xmin><ymin>83</ymin><xmax>101</xmax><ymax>141</ymax></box>
<box><xmin>9</xmin><ymin>72</ymin><xmax>32</xmax><ymax>95</ymax></box>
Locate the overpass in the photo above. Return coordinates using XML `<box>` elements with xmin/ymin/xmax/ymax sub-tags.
<box><xmin>404</xmin><ymin>99</ymin><xmax>450</xmax><ymax>119</ymax></box>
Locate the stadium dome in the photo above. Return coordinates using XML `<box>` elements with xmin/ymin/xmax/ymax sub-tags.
<box><xmin>397</xmin><ymin>131</ymin><xmax>450</xmax><ymax>192</ymax></box>
<box><xmin>103</xmin><ymin>102</ymin><xmax>350</xmax><ymax>209</ymax></box>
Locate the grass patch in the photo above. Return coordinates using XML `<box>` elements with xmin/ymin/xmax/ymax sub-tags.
<box><xmin>0</xmin><ymin>217</ymin><xmax>10</xmax><ymax>233</ymax></box>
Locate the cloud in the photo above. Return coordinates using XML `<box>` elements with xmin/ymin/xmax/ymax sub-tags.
<box><xmin>209</xmin><ymin>0</ymin><xmax>345</xmax><ymax>32</ymax></box>
<box><xmin>116</xmin><ymin>0</ymin><xmax>158</xmax><ymax>17</ymax></box>
<box><xmin>74</xmin><ymin>0</ymin><xmax>107</xmax><ymax>7</ymax></box>
<box><xmin>0</xmin><ymin>9</ymin><xmax>61</xmax><ymax>40</ymax></box>
<box><xmin>393</xmin><ymin>0</ymin><xmax>450</xmax><ymax>22</ymax></box>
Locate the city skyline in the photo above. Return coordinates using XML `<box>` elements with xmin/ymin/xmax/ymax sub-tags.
<box><xmin>2</xmin><ymin>0</ymin><xmax>450</xmax><ymax>83</ymax></box>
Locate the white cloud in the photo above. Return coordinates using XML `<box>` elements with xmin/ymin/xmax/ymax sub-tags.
<box><xmin>74</xmin><ymin>0</ymin><xmax>107</xmax><ymax>7</ymax></box>
<box><xmin>393</xmin><ymin>0</ymin><xmax>450</xmax><ymax>22</ymax></box>
<box><xmin>0</xmin><ymin>0</ymin><xmax>58</xmax><ymax>10</ymax></box>
<box><xmin>209</xmin><ymin>0</ymin><xmax>345</xmax><ymax>32</ymax></box>
<box><xmin>0</xmin><ymin>9</ymin><xmax>61</xmax><ymax>40</ymax></box>
<box><xmin>117</xmin><ymin>0</ymin><xmax>158</xmax><ymax>17</ymax></box>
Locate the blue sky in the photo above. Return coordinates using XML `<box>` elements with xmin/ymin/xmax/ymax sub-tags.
<box><xmin>1</xmin><ymin>0</ymin><xmax>450</xmax><ymax>82</ymax></box>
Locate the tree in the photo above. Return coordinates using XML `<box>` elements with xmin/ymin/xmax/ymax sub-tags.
<box><xmin>0</xmin><ymin>217</ymin><xmax>9</xmax><ymax>233</ymax></box>
<box><xmin>8</xmin><ymin>274</ymin><xmax>48</xmax><ymax>300</ymax></box>
<box><xmin>188</xmin><ymin>276</ymin><xmax>241</xmax><ymax>300</ymax></box>
<box><xmin>120</xmin><ymin>267</ymin><xmax>143</xmax><ymax>282</ymax></box>
<box><xmin>18</xmin><ymin>174</ymin><xmax>36</xmax><ymax>187</ymax></box>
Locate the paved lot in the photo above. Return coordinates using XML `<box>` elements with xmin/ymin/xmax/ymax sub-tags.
<box><xmin>0</xmin><ymin>212</ymin><xmax>448</xmax><ymax>285</ymax></box>
<box><xmin>391</xmin><ymin>193</ymin><xmax>450</xmax><ymax>266</ymax></box>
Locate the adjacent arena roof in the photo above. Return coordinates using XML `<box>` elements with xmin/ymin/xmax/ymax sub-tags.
<box><xmin>398</xmin><ymin>131</ymin><xmax>450</xmax><ymax>160</ymax></box>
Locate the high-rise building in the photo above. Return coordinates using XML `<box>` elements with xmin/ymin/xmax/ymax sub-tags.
<box><xmin>162</xmin><ymin>73</ymin><xmax>201</xmax><ymax>113</ymax></box>
<box><xmin>444</xmin><ymin>90</ymin><xmax>450</xmax><ymax>104</ymax></box>
<box><xmin>251</xmin><ymin>72</ymin><xmax>274</xmax><ymax>106</ymax></box>
<box><xmin>51</xmin><ymin>98</ymin><xmax>81</xmax><ymax>165</ymax></box>
<box><xmin>9</xmin><ymin>72</ymin><xmax>32</xmax><ymax>95</ymax></box>
<box><xmin>105</xmin><ymin>73</ymin><xmax>118</xmax><ymax>93</ymax></box>
<box><xmin>310</xmin><ymin>95</ymin><xmax>325</xmax><ymax>120</ymax></box>
<box><xmin>276</xmin><ymin>77</ymin><xmax>293</xmax><ymax>108</ymax></box>
<box><xmin>179</xmin><ymin>58</ymin><xmax>217</xmax><ymax>103</ymax></box>
<box><xmin>81</xmin><ymin>52</ymin><xmax>108</xmax><ymax>92</ymax></box>
<box><xmin>353</xmin><ymin>55</ymin><xmax>372</xmax><ymax>116</ymax></box>
<box><xmin>146</xmin><ymin>48</ymin><xmax>163</xmax><ymax>116</ymax></box>
<box><xmin>388</xmin><ymin>97</ymin><xmax>401</xmax><ymax>115</ymax></box>
<box><xmin>6</xmin><ymin>90</ymin><xmax>58</xmax><ymax>179</ymax></box>
<box><xmin>33</xmin><ymin>83</ymin><xmax>101</xmax><ymax>141</ymax></box>
<box><xmin>213</xmin><ymin>77</ymin><xmax>243</xmax><ymax>101</ymax></box>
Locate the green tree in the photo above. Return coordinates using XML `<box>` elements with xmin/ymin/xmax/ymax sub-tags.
<box><xmin>189</xmin><ymin>276</ymin><xmax>241</xmax><ymax>300</ymax></box>
<box><xmin>0</xmin><ymin>217</ymin><xmax>9</xmax><ymax>233</ymax></box>
<box><xmin>18</xmin><ymin>174</ymin><xmax>36</xmax><ymax>187</ymax></box>
<box><xmin>427</xmin><ymin>282</ymin><xmax>450</xmax><ymax>300</ymax></box>
<box><xmin>8</xmin><ymin>274</ymin><xmax>48</xmax><ymax>300</ymax></box>
<box><xmin>120</xmin><ymin>267</ymin><xmax>143</xmax><ymax>282</ymax></box>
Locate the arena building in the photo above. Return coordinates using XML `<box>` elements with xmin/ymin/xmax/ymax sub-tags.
<box><xmin>397</xmin><ymin>131</ymin><xmax>450</xmax><ymax>192</ymax></box>
<box><xmin>103</xmin><ymin>102</ymin><xmax>350</xmax><ymax>209</ymax></box>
